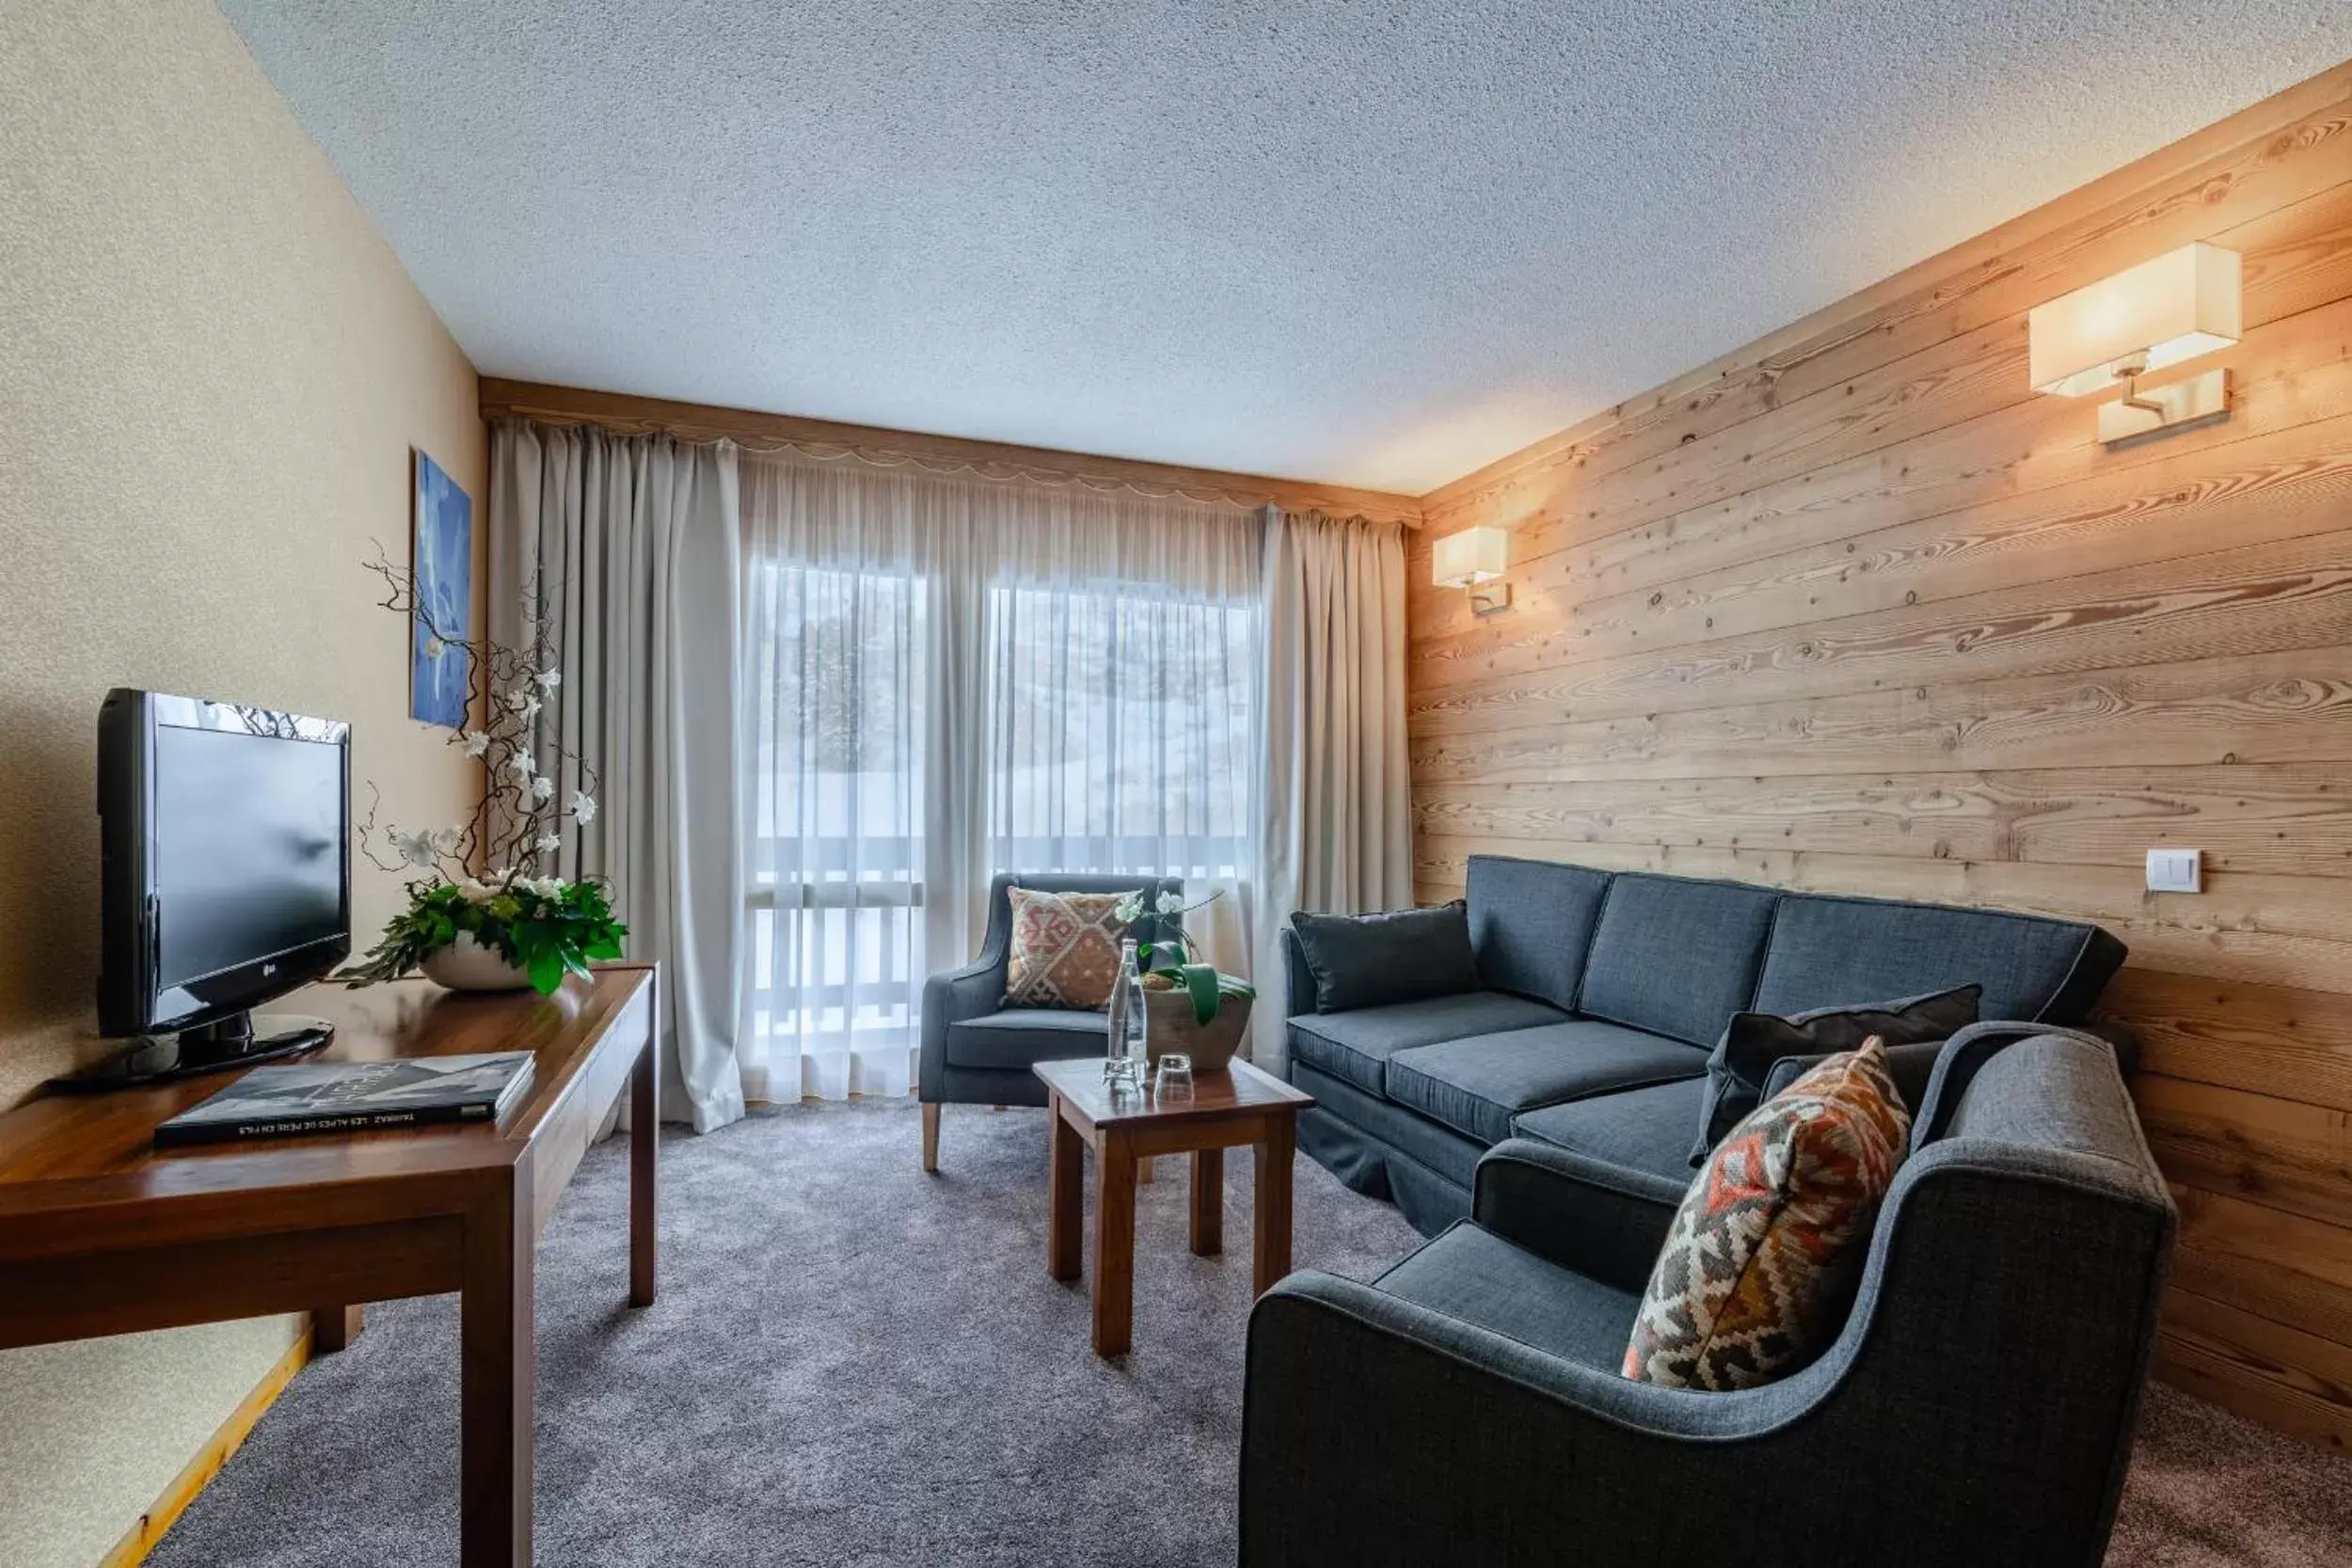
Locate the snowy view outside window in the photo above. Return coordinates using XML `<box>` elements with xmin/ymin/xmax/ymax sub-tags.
<box><xmin>741</xmin><ymin>558</ymin><xmax>1258</xmax><ymax>1098</ymax></box>
<box><xmin>984</xmin><ymin>582</ymin><xmax>1254</xmax><ymax>881</ymax></box>
<box><xmin>743</xmin><ymin>562</ymin><xmax>928</xmax><ymax>1085</ymax></box>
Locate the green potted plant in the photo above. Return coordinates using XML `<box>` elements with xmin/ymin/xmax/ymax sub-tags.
<box><xmin>343</xmin><ymin>869</ymin><xmax>627</xmax><ymax>995</ymax></box>
<box><xmin>1112</xmin><ymin>888</ymin><xmax>1255</xmax><ymax>1072</ymax></box>
<box><xmin>340</xmin><ymin>547</ymin><xmax>626</xmax><ymax>995</ymax></box>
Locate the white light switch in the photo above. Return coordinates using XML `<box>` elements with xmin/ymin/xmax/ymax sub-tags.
<box><xmin>2146</xmin><ymin>848</ymin><xmax>2203</xmax><ymax>894</ymax></box>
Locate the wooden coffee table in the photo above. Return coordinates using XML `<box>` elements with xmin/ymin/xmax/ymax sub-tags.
<box><xmin>1032</xmin><ymin>1056</ymin><xmax>1314</xmax><ymax>1357</ymax></box>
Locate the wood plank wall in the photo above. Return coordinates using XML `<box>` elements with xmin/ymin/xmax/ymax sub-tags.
<box><xmin>1404</xmin><ymin>64</ymin><xmax>2352</xmax><ymax>1450</ymax></box>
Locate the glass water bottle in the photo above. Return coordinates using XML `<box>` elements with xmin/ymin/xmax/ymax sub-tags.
<box><xmin>1104</xmin><ymin>938</ymin><xmax>1144</xmax><ymax>1087</ymax></box>
<box><xmin>1121</xmin><ymin>946</ymin><xmax>1151</xmax><ymax>1085</ymax></box>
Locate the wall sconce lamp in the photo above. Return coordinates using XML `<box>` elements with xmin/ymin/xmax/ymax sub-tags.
<box><xmin>2028</xmin><ymin>242</ymin><xmax>2241</xmax><ymax>447</ymax></box>
<box><xmin>1432</xmin><ymin>526</ymin><xmax>1511</xmax><ymax>615</ymax></box>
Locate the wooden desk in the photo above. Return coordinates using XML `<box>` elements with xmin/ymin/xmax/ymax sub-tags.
<box><xmin>0</xmin><ymin>964</ymin><xmax>660</xmax><ymax>1567</ymax></box>
<box><xmin>1032</xmin><ymin>1057</ymin><xmax>1312</xmax><ymax>1357</ymax></box>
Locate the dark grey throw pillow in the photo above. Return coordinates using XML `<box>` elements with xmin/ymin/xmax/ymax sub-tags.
<box><xmin>1289</xmin><ymin>902</ymin><xmax>1480</xmax><ymax>1013</ymax></box>
<box><xmin>1689</xmin><ymin>984</ymin><xmax>1981</xmax><ymax>1164</ymax></box>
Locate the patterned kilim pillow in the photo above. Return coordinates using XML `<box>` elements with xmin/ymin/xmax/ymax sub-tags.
<box><xmin>1004</xmin><ymin>888</ymin><xmax>1133</xmax><ymax>1010</ymax></box>
<box><xmin>1623</xmin><ymin>1037</ymin><xmax>1911</xmax><ymax>1391</ymax></box>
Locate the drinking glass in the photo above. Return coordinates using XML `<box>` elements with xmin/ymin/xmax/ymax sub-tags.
<box><xmin>1155</xmin><ymin>1053</ymin><xmax>1194</xmax><ymax>1101</ymax></box>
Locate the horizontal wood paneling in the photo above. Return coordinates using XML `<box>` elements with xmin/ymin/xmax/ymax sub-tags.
<box><xmin>2169</xmin><ymin>1185</ymin><xmax>2352</xmax><ymax>1349</ymax></box>
<box><xmin>1409</xmin><ymin>176</ymin><xmax>2352</xmax><ymax>633</ymax></box>
<box><xmin>1413</xmin><ymin>766</ymin><xmax>2352</xmax><ymax>876</ymax></box>
<box><xmin>2137</xmin><ymin>1075</ymin><xmax>2352</xmax><ymax>1228</ymax></box>
<box><xmin>1407</xmin><ymin>525</ymin><xmax>2352</xmax><ymax>744</ymax></box>
<box><xmin>2107</xmin><ymin>972</ymin><xmax>2352</xmax><ymax>1111</ymax></box>
<box><xmin>1406</xmin><ymin>65</ymin><xmax>2352</xmax><ymax>1451</ymax></box>
<box><xmin>2155</xmin><ymin>1291</ymin><xmax>2352</xmax><ymax>1455</ymax></box>
<box><xmin>1413</xmin><ymin>395</ymin><xmax>2352</xmax><ymax>667</ymax></box>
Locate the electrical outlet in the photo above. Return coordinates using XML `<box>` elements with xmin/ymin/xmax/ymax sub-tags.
<box><xmin>2145</xmin><ymin>848</ymin><xmax>2203</xmax><ymax>894</ymax></box>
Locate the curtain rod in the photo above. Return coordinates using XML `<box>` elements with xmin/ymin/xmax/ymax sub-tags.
<box><xmin>478</xmin><ymin>378</ymin><xmax>1424</xmax><ymax>527</ymax></box>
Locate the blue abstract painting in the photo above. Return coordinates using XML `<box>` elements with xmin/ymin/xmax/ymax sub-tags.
<box><xmin>410</xmin><ymin>450</ymin><xmax>473</xmax><ymax>728</ymax></box>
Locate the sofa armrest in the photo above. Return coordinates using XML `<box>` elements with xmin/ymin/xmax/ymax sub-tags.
<box><xmin>1279</xmin><ymin>927</ymin><xmax>1318</xmax><ymax>1018</ymax></box>
<box><xmin>1470</xmin><ymin>1138</ymin><xmax>1686</xmax><ymax>1293</ymax></box>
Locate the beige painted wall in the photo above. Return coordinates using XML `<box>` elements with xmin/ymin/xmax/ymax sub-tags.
<box><xmin>0</xmin><ymin>2</ymin><xmax>484</xmax><ymax>1563</ymax></box>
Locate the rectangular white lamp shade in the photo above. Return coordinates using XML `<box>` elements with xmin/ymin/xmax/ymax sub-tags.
<box><xmin>1432</xmin><ymin>526</ymin><xmax>1508</xmax><ymax>588</ymax></box>
<box><xmin>2028</xmin><ymin>243</ymin><xmax>2241</xmax><ymax>398</ymax></box>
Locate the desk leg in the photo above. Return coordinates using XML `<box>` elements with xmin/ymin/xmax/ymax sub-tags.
<box><xmin>629</xmin><ymin>1031</ymin><xmax>658</xmax><ymax>1308</ymax></box>
<box><xmin>1252</xmin><ymin>1117</ymin><xmax>1295</xmax><ymax>1296</ymax></box>
<box><xmin>311</xmin><ymin>1304</ymin><xmax>365</xmax><ymax>1353</ymax></box>
<box><xmin>1190</xmin><ymin>1148</ymin><xmax>1223</xmax><ymax>1257</ymax></box>
<box><xmin>461</xmin><ymin>1161</ymin><xmax>534</xmax><ymax>1568</ymax></box>
<box><xmin>1093</xmin><ymin>1130</ymin><xmax>1137</xmax><ymax>1357</ymax></box>
<box><xmin>1047</xmin><ymin>1095</ymin><xmax>1083</xmax><ymax>1283</ymax></box>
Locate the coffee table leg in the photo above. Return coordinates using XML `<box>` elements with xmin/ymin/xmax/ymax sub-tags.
<box><xmin>1190</xmin><ymin>1148</ymin><xmax>1223</xmax><ymax>1256</ymax></box>
<box><xmin>1093</xmin><ymin>1130</ymin><xmax>1137</xmax><ymax>1356</ymax></box>
<box><xmin>1048</xmin><ymin>1094</ymin><xmax>1084</xmax><ymax>1282</ymax></box>
<box><xmin>1252</xmin><ymin>1116</ymin><xmax>1295</xmax><ymax>1295</ymax></box>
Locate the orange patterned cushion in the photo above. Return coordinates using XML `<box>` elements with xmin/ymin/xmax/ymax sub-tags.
<box><xmin>1004</xmin><ymin>889</ymin><xmax>1131</xmax><ymax>1010</ymax></box>
<box><xmin>1623</xmin><ymin>1037</ymin><xmax>1910</xmax><ymax>1390</ymax></box>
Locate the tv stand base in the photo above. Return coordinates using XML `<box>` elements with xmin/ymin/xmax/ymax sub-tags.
<box><xmin>47</xmin><ymin>1013</ymin><xmax>335</xmax><ymax>1091</ymax></box>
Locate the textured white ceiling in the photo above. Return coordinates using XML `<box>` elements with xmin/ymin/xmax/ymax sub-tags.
<box><xmin>217</xmin><ymin>2</ymin><xmax>2352</xmax><ymax>493</ymax></box>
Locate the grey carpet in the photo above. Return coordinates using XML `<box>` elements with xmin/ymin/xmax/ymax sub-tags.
<box><xmin>147</xmin><ymin>1099</ymin><xmax>2352</xmax><ymax>1566</ymax></box>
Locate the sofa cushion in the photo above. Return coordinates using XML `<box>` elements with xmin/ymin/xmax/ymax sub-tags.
<box><xmin>1754</xmin><ymin>893</ymin><xmax>2124</xmax><ymax>1025</ymax></box>
<box><xmin>1378</xmin><ymin>1221</ymin><xmax>1642</xmax><ymax>1370</ymax></box>
<box><xmin>944</xmin><ymin>1007</ymin><xmax>1108</xmax><ymax>1072</ymax></box>
<box><xmin>1386</xmin><ymin>1022</ymin><xmax>1707</xmax><ymax>1147</ymax></box>
<box><xmin>1625</xmin><ymin>1039</ymin><xmax>1911</xmax><ymax>1391</ymax></box>
<box><xmin>1465</xmin><ymin>855</ymin><xmax>1613</xmax><ymax>1012</ymax></box>
<box><xmin>1578</xmin><ymin>873</ymin><xmax>1781</xmax><ymax>1047</ymax></box>
<box><xmin>1287</xmin><ymin>991</ymin><xmax>1570</xmax><ymax>1098</ymax></box>
<box><xmin>1692</xmin><ymin>984</ymin><xmax>1980</xmax><ymax>1164</ymax></box>
<box><xmin>1290</xmin><ymin>902</ymin><xmax>1482</xmax><ymax>1013</ymax></box>
<box><xmin>1510</xmin><ymin>1077</ymin><xmax>1712</xmax><ymax>1187</ymax></box>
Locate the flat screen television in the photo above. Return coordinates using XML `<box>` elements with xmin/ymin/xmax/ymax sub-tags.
<box><xmin>87</xmin><ymin>689</ymin><xmax>351</xmax><ymax>1082</ymax></box>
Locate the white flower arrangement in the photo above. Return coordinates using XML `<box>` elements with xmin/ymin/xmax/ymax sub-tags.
<box><xmin>1107</xmin><ymin>886</ymin><xmax>1257</xmax><ymax>1025</ymax></box>
<box><xmin>348</xmin><ymin>547</ymin><xmax>619</xmax><ymax>993</ymax></box>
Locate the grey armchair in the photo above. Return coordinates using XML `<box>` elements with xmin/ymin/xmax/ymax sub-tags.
<box><xmin>918</xmin><ymin>872</ymin><xmax>1181</xmax><ymax>1170</ymax></box>
<box><xmin>1241</xmin><ymin>1023</ymin><xmax>2176</xmax><ymax>1568</ymax></box>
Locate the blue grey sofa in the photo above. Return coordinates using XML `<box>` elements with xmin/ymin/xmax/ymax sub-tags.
<box><xmin>1241</xmin><ymin>1022</ymin><xmax>2176</xmax><ymax>1567</ymax></box>
<box><xmin>1283</xmin><ymin>855</ymin><xmax>2127</xmax><ymax>1232</ymax></box>
<box><xmin>918</xmin><ymin>872</ymin><xmax>1182</xmax><ymax>1169</ymax></box>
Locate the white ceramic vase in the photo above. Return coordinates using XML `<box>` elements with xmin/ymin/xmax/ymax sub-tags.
<box><xmin>420</xmin><ymin>931</ymin><xmax>532</xmax><ymax>992</ymax></box>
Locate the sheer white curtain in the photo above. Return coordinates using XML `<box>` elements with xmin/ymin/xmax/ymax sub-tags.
<box><xmin>738</xmin><ymin>454</ymin><xmax>1263</xmax><ymax>1102</ymax></box>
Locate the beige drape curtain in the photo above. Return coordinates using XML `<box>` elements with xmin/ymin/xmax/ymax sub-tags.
<box><xmin>489</xmin><ymin>420</ymin><xmax>749</xmax><ymax>1132</ymax></box>
<box><xmin>1251</xmin><ymin>506</ymin><xmax>1415</xmax><ymax>1069</ymax></box>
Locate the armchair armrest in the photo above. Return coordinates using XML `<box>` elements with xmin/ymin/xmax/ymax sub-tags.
<box><xmin>1470</xmin><ymin>1138</ymin><xmax>1685</xmax><ymax>1293</ymax></box>
<box><xmin>923</xmin><ymin>950</ymin><xmax>1007</xmax><ymax>1026</ymax></box>
<box><xmin>1242</xmin><ymin>1271</ymin><xmax>1818</xmax><ymax>1567</ymax></box>
<box><xmin>918</xmin><ymin>950</ymin><xmax>1009</xmax><ymax>1101</ymax></box>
